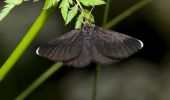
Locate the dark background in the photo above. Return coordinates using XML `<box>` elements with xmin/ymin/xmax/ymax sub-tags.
<box><xmin>0</xmin><ymin>0</ymin><xmax>170</xmax><ymax>100</ymax></box>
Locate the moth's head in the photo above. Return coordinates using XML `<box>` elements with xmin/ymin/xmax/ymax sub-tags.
<box><xmin>82</xmin><ymin>19</ymin><xmax>91</xmax><ymax>29</ymax></box>
<box><xmin>82</xmin><ymin>21</ymin><xmax>93</xmax><ymax>37</ymax></box>
<box><xmin>83</xmin><ymin>19</ymin><xmax>91</xmax><ymax>27</ymax></box>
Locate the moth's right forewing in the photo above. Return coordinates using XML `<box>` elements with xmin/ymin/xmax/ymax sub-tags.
<box><xmin>36</xmin><ymin>29</ymin><xmax>83</xmax><ymax>62</ymax></box>
<box><xmin>93</xmin><ymin>27</ymin><xmax>143</xmax><ymax>60</ymax></box>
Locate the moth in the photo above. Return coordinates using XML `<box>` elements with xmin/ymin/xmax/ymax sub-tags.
<box><xmin>36</xmin><ymin>22</ymin><xmax>143</xmax><ymax>67</ymax></box>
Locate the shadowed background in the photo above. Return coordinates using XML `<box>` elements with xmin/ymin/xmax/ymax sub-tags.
<box><xmin>0</xmin><ymin>0</ymin><xmax>170</xmax><ymax>100</ymax></box>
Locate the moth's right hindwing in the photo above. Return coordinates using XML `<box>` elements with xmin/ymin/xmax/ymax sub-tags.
<box><xmin>36</xmin><ymin>29</ymin><xmax>83</xmax><ymax>62</ymax></box>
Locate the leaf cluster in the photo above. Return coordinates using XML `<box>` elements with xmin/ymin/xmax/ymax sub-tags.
<box><xmin>0</xmin><ymin>0</ymin><xmax>105</xmax><ymax>28</ymax></box>
<box><xmin>58</xmin><ymin>0</ymin><xmax>106</xmax><ymax>28</ymax></box>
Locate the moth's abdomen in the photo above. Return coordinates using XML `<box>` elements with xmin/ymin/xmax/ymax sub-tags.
<box><xmin>64</xmin><ymin>39</ymin><xmax>92</xmax><ymax>67</ymax></box>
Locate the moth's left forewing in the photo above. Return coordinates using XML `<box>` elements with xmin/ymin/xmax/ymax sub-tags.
<box><xmin>92</xmin><ymin>27</ymin><xmax>143</xmax><ymax>60</ymax></box>
<box><xmin>36</xmin><ymin>29</ymin><xmax>83</xmax><ymax>62</ymax></box>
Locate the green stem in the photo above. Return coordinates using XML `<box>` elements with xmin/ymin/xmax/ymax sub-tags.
<box><xmin>91</xmin><ymin>0</ymin><xmax>152</xmax><ymax>99</ymax></box>
<box><xmin>102</xmin><ymin>0</ymin><xmax>111</xmax><ymax>26</ymax></box>
<box><xmin>92</xmin><ymin>1</ymin><xmax>111</xmax><ymax>99</ymax></box>
<box><xmin>92</xmin><ymin>65</ymin><xmax>100</xmax><ymax>100</ymax></box>
<box><xmin>104</xmin><ymin>0</ymin><xmax>152</xmax><ymax>29</ymax></box>
<box><xmin>0</xmin><ymin>2</ymin><xmax>58</xmax><ymax>81</ymax></box>
<box><xmin>15</xmin><ymin>62</ymin><xmax>63</xmax><ymax>100</ymax></box>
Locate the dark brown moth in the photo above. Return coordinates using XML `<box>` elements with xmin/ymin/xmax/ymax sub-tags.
<box><xmin>36</xmin><ymin>22</ymin><xmax>143</xmax><ymax>67</ymax></box>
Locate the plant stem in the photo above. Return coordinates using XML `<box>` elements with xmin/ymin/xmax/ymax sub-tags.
<box><xmin>92</xmin><ymin>0</ymin><xmax>110</xmax><ymax>100</ymax></box>
<box><xmin>91</xmin><ymin>1</ymin><xmax>111</xmax><ymax>99</ymax></box>
<box><xmin>91</xmin><ymin>0</ymin><xmax>152</xmax><ymax>99</ymax></box>
<box><xmin>0</xmin><ymin>2</ymin><xmax>58</xmax><ymax>81</ymax></box>
<box><xmin>15</xmin><ymin>62</ymin><xmax>63</xmax><ymax>100</ymax></box>
<box><xmin>102</xmin><ymin>0</ymin><xmax>111</xmax><ymax>26</ymax></box>
<box><xmin>104</xmin><ymin>0</ymin><xmax>152</xmax><ymax>29</ymax></box>
<box><xmin>92</xmin><ymin>65</ymin><xmax>100</xmax><ymax>100</ymax></box>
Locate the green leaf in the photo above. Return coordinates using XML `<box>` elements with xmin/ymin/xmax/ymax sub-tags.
<box><xmin>68</xmin><ymin>0</ymin><xmax>73</xmax><ymax>4</ymax></box>
<box><xmin>5</xmin><ymin>0</ymin><xmax>23</xmax><ymax>5</ymax></box>
<box><xmin>43</xmin><ymin>0</ymin><xmax>58</xmax><ymax>9</ymax></box>
<box><xmin>75</xmin><ymin>13</ymin><xmax>83</xmax><ymax>28</ymax></box>
<box><xmin>0</xmin><ymin>0</ymin><xmax>24</xmax><ymax>21</ymax></box>
<box><xmin>75</xmin><ymin>9</ymin><xmax>95</xmax><ymax>28</ymax></box>
<box><xmin>66</xmin><ymin>4</ymin><xmax>78</xmax><ymax>25</ymax></box>
<box><xmin>79</xmin><ymin>0</ymin><xmax>106</xmax><ymax>6</ymax></box>
<box><xmin>59</xmin><ymin>0</ymin><xmax>73</xmax><ymax>21</ymax></box>
<box><xmin>0</xmin><ymin>4</ymin><xmax>15</xmax><ymax>21</ymax></box>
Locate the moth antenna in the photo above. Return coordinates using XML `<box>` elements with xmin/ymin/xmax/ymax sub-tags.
<box><xmin>74</xmin><ymin>0</ymin><xmax>85</xmax><ymax>17</ymax></box>
<box><xmin>72</xmin><ymin>1</ymin><xmax>83</xmax><ymax>14</ymax></box>
<box><xmin>87</xmin><ymin>6</ymin><xmax>95</xmax><ymax>21</ymax></box>
<box><xmin>89</xmin><ymin>6</ymin><xmax>95</xmax><ymax>17</ymax></box>
<box><xmin>73</xmin><ymin>0</ymin><xmax>85</xmax><ymax>24</ymax></box>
